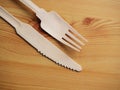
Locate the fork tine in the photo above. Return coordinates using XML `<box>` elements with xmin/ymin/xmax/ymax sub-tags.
<box><xmin>62</xmin><ymin>35</ymin><xmax>82</xmax><ymax>50</ymax></box>
<box><xmin>70</xmin><ymin>27</ymin><xmax>88</xmax><ymax>42</ymax></box>
<box><xmin>64</xmin><ymin>35</ymin><xmax>82</xmax><ymax>49</ymax></box>
<box><xmin>67</xmin><ymin>30</ymin><xmax>85</xmax><ymax>46</ymax></box>
<box><xmin>61</xmin><ymin>39</ymin><xmax>80</xmax><ymax>52</ymax></box>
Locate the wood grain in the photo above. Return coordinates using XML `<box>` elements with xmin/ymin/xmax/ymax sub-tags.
<box><xmin>0</xmin><ymin>0</ymin><xmax>120</xmax><ymax>90</ymax></box>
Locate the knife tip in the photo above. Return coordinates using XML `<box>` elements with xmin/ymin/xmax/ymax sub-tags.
<box><xmin>72</xmin><ymin>64</ymin><xmax>82</xmax><ymax>72</ymax></box>
<box><xmin>76</xmin><ymin>66</ymin><xmax>82</xmax><ymax>72</ymax></box>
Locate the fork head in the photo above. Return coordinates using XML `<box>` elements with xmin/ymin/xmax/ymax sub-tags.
<box><xmin>39</xmin><ymin>11</ymin><xmax>88</xmax><ymax>52</ymax></box>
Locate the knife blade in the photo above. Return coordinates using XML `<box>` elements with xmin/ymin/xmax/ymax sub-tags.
<box><xmin>0</xmin><ymin>6</ymin><xmax>82</xmax><ymax>71</ymax></box>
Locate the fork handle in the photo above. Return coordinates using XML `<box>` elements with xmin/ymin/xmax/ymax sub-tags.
<box><xmin>0</xmin><ymin>6</ymin><xmax>21</xmax><ymax>28</ymax></box>
<box><xmin>19</xmin><ymin>0</ymin><xmax>47</xmax><ymax>17</ymax></box>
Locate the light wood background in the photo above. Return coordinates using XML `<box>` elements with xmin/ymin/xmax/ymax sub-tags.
<box><xmin>0</xmin><ymin>0</ymin><xmax>120</xmax><ymax>90</ymax></box>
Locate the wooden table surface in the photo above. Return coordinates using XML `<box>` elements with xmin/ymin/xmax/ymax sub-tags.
<box><xmin>0</xmin><ymin>0</ymin><xmax>120</xmax><ymax>90</ymax></box>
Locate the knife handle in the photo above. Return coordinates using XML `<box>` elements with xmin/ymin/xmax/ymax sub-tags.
<box><xmin>0</xmin><ymin>6</ymin><xmax>21</xmax><ymax>29</ymax></box>
<box><xmin>19</xmin><ymin>0</ymin><xmax>47</xmax><ymax>18</ymax></box>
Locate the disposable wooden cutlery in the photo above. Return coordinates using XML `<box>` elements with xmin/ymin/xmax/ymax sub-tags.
<box><xmin>19</xmin><ymin>0</ymin><xmax>88</xmax><ymax>52</ymax></box>
<box><xmin>0</xmin><ymin>6</ymin><xmax>82</xmax><ymax>71</ymax></box>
